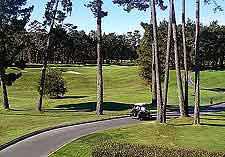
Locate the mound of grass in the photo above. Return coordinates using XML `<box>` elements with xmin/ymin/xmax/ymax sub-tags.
<box><xmin>50</xmin><ymin>112</ymin><xmax>225</xmax><ymax>157</ymax></box>
<box><xmin>92</xmin><ymin>141</ymin><xmax>225</xmax><ymax>157</ymax></box>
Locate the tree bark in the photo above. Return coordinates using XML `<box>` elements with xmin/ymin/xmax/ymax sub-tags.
<box><xmin>150</xmin><ymin>8</ymin><xmax>157</xmax><ymax>107</ymax></box>
<box><xmin>194</xmin><ymin>0</ymin><xmax>200</xmax><ymax>125</ymax></box>
<box><xmin>171</xmin><ymin>0</ymin><xmax>185</xmax><ymax>117</ymax></box>
<box><xmin>96</xmin><ymin>0</ymin><xmax>104</xmax><ymax>115</ymax></box>
<box><xmin>0</xmin><ymin>69</ymin><xmax>10</xmax><ymax>110</ymax></box>
<box><xmin>162</xmin><ymin>0</ymin><xmax>172</xmax><ymax>123</ymax></box>
<box><xmin>37</xmin><ymin>0</ymin><xmax>59</xmax><ymax>112</ymax></box>
<box><xmin>151</xmin><ymin>0</ymin><xmax>163</xmax><ymax>123</ymax></box>
<box><xmin>182</xmin><ymin>0</ymin><xmax>189</xmax><ymax>116</ymax></box>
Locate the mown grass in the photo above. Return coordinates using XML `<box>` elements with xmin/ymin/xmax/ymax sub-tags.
<box><xmin>0</xmin><ymin>65</ymin><xmax>225</xmax><ymax>145</ymax></box>
<box><xmin>0</xmin><ymin>65</ymin><xmax>149</xmax><ymax>145</ymax></box>
<box><xmin>50</xmin><ymin>112</ymin><xmax>225</xmax><ymax>157</ymax></box>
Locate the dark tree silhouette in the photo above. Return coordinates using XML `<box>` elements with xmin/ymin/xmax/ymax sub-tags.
<box><xmin>0</xmin><ymin>0</ymin><xmax>33</xmax><ymax>109</ymax></box>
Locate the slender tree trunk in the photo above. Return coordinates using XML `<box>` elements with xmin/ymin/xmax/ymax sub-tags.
<box><xmin>0</xmin><ymin>69</ymin><xmax>10</xmax><ymax>110</ymax></box>
<box><xmin>150</xmin><ymin>9</ymin><xmax>157</xmax><ymax>107</ymax></box>
<box><xmin>182</xmin><ymin>0</ymin><xmax>189</xmax><ymax>116</ymax></box>
<box><xmin>35</xmin><ymin>52</ymin><xmax>38</xmax><ymax>64</ymax></box>
<box><xmin>171</xmin><ymin>0</ymin><xmax>185</xmax><ymax>117</ymax></box>
<box><xmin>194</xmin><ymin>0</ymin><xmax>200</xmax><ymax>125</ymax></box>
<box><xmin>96</xmin><ymin>0</ymin><xmax>103</xmax><ymax>115</ymax></box>
<box><xmin>220</xmin><ymin>51</ymin><xmax>224</xmax><ymax>68</ymax></box>
<box><xmin>37</xmin><ymin>0</ymin><xmax>59</xmax><ymax>112</ymax></box>
<box><xmin>27</xmin><ymin>51</ymin><xmax>32</xmax><ymax>64</ymax></box>
<box><xmin>162</xmin><ymin>0</ymin><xmax>172</xmax><ymax>123</ymax></box>
<box><xmin>151</xmin><ymin>0</ymin><xmax>163</xmax><ymax>123</ymax></box>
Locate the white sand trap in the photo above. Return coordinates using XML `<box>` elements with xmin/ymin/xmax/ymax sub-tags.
<box><xmin>64</xmin><ymin>71</ymin><xmax>81</xmax><ymax>74</ymax></box>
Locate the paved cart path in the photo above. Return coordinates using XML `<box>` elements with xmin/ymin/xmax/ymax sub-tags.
<box><xmin>0</xmin><ymin>117</ymin><xmax>141</xmax><ymax>157</ymax></box>
<box><xmin>1</xmin><ymin>102</ymin><xmax>225</xmax><ymax>157</ymax></box>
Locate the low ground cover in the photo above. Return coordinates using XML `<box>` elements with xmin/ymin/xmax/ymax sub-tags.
<box><xmin>50</xmin><ymin>112</ymin><xmax>225</xmax><ymax>157</ymax></box>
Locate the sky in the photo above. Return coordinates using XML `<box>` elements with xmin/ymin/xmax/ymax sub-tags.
<box><xmin>26</xmin><ymin>0</ymin><xmax>225</xmax><ymax>35</ymax></box>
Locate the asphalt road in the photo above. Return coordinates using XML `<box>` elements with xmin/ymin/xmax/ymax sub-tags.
<box><xmin>1</xmin><ymin>103</ymin><xmax>224</xmax><ymax>157</ymax></box>
<box><xmin>0</xmin><ymin>117</ymin><xmax>141</xmax><ymax>157</ymax></box>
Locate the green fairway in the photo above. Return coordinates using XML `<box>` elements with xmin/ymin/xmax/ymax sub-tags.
<box><xmin>49</xmin><ymin>112</ymin><xmax>225</xmax><ymax>157</ymax></box>
<box><xmin>0</xmin><ymin>65</ymin><xmax>225</xmax><ymax>145</ymax></box>
<box><xmin>0</xmin><ymin>65</ymin><xmax>149</xmax><ymax>145</ymax></box>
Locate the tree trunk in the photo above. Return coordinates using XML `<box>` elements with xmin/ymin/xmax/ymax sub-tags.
<box><xmin>0</xmin><ymin>69</ymin><xmax>10</xmax><ymax>110</ymax></box>
<box><xmin>37</xmin><ymin>0</ymin><xmax>59</xmax><ymax>112</ymax></box>
<box><xmin>96</xmin><ymin>0</ymin><xmax>104</xmax><ymax>115</ymax></box>
<box><xmin>220</xmin><ymin>51</ymin><xmax>224</xmax><ymax>68</ymax></box>
<box><xmin>162</xmin><ymin>0</ymin><xmax>172</xmax><ymax>123</ymax></box>
<box><xmin>151</xmin><ymin>0</ymin><xmax>163</xmax><ymax>123</ymax></box>
<box><xmin>194</xmin><ymin>0</ymin><xmax>200</xmax><ymax>125</ymax></box>
<box><xmin>171</xmin><ymin>0</ymin><xmax>185</xmax><ymax>117</ymax></box>
<box><xmin>150</xmin><ymin>9</ymin><xmax>157</xmax><ymax>107</ymax></box>
<box><xmin>182</xmin><ymin>0</ymin><xmax>189</xmax><ymax>116</ymax></box>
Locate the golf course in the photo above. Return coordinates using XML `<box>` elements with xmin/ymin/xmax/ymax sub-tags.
<box><xmin>1</xmin><ymin>0</ymin><xmax>225</xmax><ymax>156</ymax></box>
<box><xmin>0</xmin><ymin>65</ymin><xmax>225</xmax><ymax>156</ymax></box>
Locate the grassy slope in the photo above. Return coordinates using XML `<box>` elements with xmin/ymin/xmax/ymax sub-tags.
<box><xmin>0</xmin><ymin>65</ymin><xmax>149</xmax><ymax>144</ymax></box>
<box><xmin>50</xmin><ymin>112</ymin><xmax>225</xmax><ymax>157</ymax></box>
<box><xmin>0</xmin><ymin>65</ymin><xmax>225</xmax><ymax>145</ymax></box>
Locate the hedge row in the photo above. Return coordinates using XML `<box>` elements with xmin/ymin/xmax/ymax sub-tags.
<box><xmin>92</xmin><ymin>141</ymin><xmax>225</xmax><ymax>157</ymax></box>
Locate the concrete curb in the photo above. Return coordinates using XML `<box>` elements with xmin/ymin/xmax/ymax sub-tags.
<box><xmin>0</xmin><ymin>115</ymin><xmax>129</xmax><ymax>151</ymax></box>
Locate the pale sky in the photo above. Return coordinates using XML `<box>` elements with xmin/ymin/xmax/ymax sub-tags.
<box><xmin>26</xmin><ymin>0</ymin><xmax>225</xmax><ymax>34</ymax></box>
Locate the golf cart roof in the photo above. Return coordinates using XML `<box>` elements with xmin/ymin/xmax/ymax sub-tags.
<box><xmin>133</xmin><ymin>103</ymin><xmax>147</xmax><ymax>106</ymax></box>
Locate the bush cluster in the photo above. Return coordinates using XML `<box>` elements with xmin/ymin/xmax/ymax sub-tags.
<box><xmin>92</xmin><ymin>141</ymin><xmax>225</xmax><ymax>157</ymax></box>
<box><xmin>37</xmin><ymin>68</ymin><xmax>68</xmax><ymax>98</ymax></box>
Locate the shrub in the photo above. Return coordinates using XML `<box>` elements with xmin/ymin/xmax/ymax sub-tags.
<box><xmin>92</xmin><ymin>141</ymin><xmax>225</xmax><ymax>157</ymax></box>
<box><xmin>37</xmin><ymin>68</ymin><xmax>68</xmax><ymax>99</ymax></box>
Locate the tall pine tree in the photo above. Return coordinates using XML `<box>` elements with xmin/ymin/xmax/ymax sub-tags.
<box><xmin>0</xmin><ymin>0</ymin><xmax>33</xmax><ymax>109</ymax></box>
<box><xmin>86</xmin><ymin>0</ymin><xmax>108</xmax><ymax>115</ymax></box>
<box><xmin>37</xmin><ymin>0</ymin><xmax>72</xmax><ymax>112</ymax></box>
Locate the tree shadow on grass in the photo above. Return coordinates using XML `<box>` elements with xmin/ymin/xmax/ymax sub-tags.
<box><xmin>204</xmin><ymin>114</ymin><xmax>225</xmax><ymax>118</ymax></box>
<box><xmin>201</xmin><ymin>123</ymin><xmax>225</xmax><ymax>127</ymax></box>
<box><xmin>202</xmin><ymin>88</ymin><xmax>225</xmax><ymax>93</ymax></box>
<box><xmin>201</xmin><ymin>118</ymin><xmax>225</xmax><ymax>121</ymax></box>
<box><xmin>50</xmin><ymin>102</ymin><xmax>132</xmax><ymax>112</ymax></box>
<box><xmin>55</xmin><ymin>96</ymin><xmax>88</xmax><ymax>99</ymax></box>
<box><xmin>167</xmin><ymin>102</ymin><xmax>225</xmax><ymax>114</ymax></box>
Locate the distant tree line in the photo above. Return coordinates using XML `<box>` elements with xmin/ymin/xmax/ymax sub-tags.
<box><xmin>22</xmin><ymin>23</ymin><xmax>141</xmax><ymax>65</ymax></box>
<box><xmin>138</xmin><ymin>19</ymin><xmax>225</xmax><ymax>86</ymax></box>
<box><xmin>22</xmin><ymin>19</ymin><xmax>225</xmax><ymax>69</ymax></box>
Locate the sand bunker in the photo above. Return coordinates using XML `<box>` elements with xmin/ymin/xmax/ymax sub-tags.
<box><xmin>64</xmin><ymin>71</ymin><xmax>81</xmax><ymax>74</ymax></box>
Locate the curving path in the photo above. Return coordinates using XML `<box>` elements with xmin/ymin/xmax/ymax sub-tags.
<box><xmin>0</xmin><ymin>117</ymin><xmax>141</xmax><ymax>157</ymax></box>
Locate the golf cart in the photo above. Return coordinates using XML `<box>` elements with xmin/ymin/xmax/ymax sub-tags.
<box><xmin>130</xmin><ymin>103</ymin><xmax>151</xmax><ymax>121</ymax></box>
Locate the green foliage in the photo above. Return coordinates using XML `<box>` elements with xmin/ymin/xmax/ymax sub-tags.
<box><xmin>137</xmin><ymin>23</ymin><xmax>152</xmax><ymax>85</ymax></box>
<box><xmin>112</xmin><ymin>0</ymin><xmax>167</xmax><ymax>12</ymax></box>
<box><xmin>200</xmin><ymin>21</ymin><xmax>225</xmax><ymax>69</ymax></box>
<box><xmin>37</xmin><ymin>68</ymin><xmax>68</xmax><ymax>98</ymax></box>
<box><xmin>24</xmin><ymin>27</ymin><xmax>140</xmax><ymax>64</ymax></box>
<box><xmin>0</xmin><ymin>0</ymin><xmax>33</xmax><ymax>75</ymax></box>
<box><xmin>137</xmin><ymin>21</ymin><xmax>167</xmax><ymax>85</ymax></box>
<box><xmin>92</xmin><ymin>141</ymin><xmax>225</xmax><ymax>157</ymax></box>
<box><xmin>43</xmin><ymin>0</ymin><xmax>72</xmax><ymax>27</ymax></box>
<box><xmin>85</xmin><ymin>0</ymin><xmax>108</xmax><ymax>18</ymax></box>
